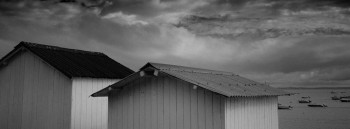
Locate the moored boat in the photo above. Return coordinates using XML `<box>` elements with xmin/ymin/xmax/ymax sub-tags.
<box><xmin>299</xmin><ymin>99</ymin><xmax>312</xmax><ymax>103</ymax></box>
<box><xmin>308</xmin><ymin>104</ymin><xmax>327</xmax><ymax>107</ymax></box>
<box><xmin>340</xmin><ymin>98</ymin><xmax>350</xmax><ymax>102</ymax></box>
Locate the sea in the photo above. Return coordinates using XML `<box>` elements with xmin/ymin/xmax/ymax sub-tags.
<box><xmin>278</xmin><ymin>88</ymin><xmax>350</xmax><ymax>129</ymax></box>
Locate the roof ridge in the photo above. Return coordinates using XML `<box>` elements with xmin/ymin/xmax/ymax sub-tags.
<box><xmin>93</xmin><ymin>62</ymin><xmax>290</xmax><ymax>97</ymax></box>
<box><xmin>0</xmin><ymin>41</ymin><xmax>134</xmax><ymax>78</ymax></box>
<box><xmin>161</xmin><ymin>68</ymin><xmax>238</xmax><ymax>76</ymax></box>
<box><xmin>148</xmin><ymin>62</ymin><xmax>237</xmax><ymax>76</ymax></box>
<box><xmin>19</xmin><ymin>41</ymin><xmax>105</xmax><ymax>56</ymax></box>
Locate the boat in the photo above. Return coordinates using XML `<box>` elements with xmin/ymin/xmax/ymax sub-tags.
<box><xmin>301</xmin><ymin>96</ymin><xmax>310</xmax><ymax>98</ymax></box>
<box><xmin>340</xmin><ymin>98</ymin><xmax>350</xmax><ymax>102</ymax></box>
<box><xmin>331</xmin><ymin>96</ymin><xmax>340</xmax><ymax>100</ymax></box>
<box><xmin>308</xmin><ymin>104</ymin><xmax>327</xmax><ymax>107</ymax></box>
<box><xmin>330</xmin><ymin>91</ymin><xmax>337</xmax><ymax>94</ymax></box>
<box><xmin>298</xmin><ymin>99</ymin><xmax>312</xmax><ymax>103</ymax></box>
<box><xmin>278</xmin><ymin>105</ymin><xmax>292</xmax><ymax>110</ymax></box>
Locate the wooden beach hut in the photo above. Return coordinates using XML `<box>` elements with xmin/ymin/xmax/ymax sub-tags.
<box><xmin>0</xmin><ymin>41</ymin><xmax>134</xmax><ymax>129</ymax></box>
<box><xmin>92</xmin><ymin>62</ymin><xmax>289</xmax><ymax>129</ymax></box>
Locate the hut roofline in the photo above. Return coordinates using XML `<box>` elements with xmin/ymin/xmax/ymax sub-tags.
<box><xmin>92</xmin><ymin>62</ymin><xmax>291</xmax><ymax>97</ymax></box>
<box><xmin>0</xmin><ymin>41</ymin><xmax>134</xmax><ymax>79</ymax></box>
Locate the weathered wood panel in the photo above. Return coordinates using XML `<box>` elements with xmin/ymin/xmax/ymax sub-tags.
<box><xmin>190</xmin><ymin>84</ymin><xmax>198</xmax><ymax>129</ymax></box>
<box><xmin>0</xmin><ymin>51</ymin><xmax>25</xmax><ymax>129</ymax></box>
<box><xmin>225</xmin><ymin>96</ymin><xmax>279</xmax><ymax>129</ymax></box>
<box><xmin>71</xmin><ymin>78</ymin><xmax>118</xmax><ymax>129</ymax></box>
<box><xmin>108</xmin><ymin>74</ymin><xmax>225</xmax><ymax>129</ymax></box>
<box><xmin>107</xmin><ymin>73</ymin><xmax>279</xmax><ymax>129</ymax></box>
<box><xmin>156</xmin><ymin>76</ymin><xmax>164</xmax><ymax>129</ymax></box>
<box><xmin>0</xmin><ymin>51</ymin><xmax>72</xmax><ymax>129</ymax></box>
<box><xmin>163</xmin><ymin>77</ymin><xmax>170</xmax><ymax>129</ymax></box>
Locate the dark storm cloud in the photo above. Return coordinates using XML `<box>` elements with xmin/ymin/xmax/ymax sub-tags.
<box><xmin>100</xmin><ymin>0</ymin><xmax>206</xmax><ymax>17</ymax></box>
<box><xmin>1</xmin><ymin>0</ymin><xmax>350</xmax><ymax>86</ymax></box>
<box><xmin>269</xmin><ymin>0</ymin><xmax>350</xmax><ymax>10</ymax></box>
<box><xmin>0</xmin><ymin>0</ymin><xmax>236</xmax><ymax>69</ymax></box>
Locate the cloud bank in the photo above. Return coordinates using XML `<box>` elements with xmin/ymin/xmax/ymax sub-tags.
<box><xmin>1</xmin><ymin>0</ymin><xmax>350</xmax><ymax>87</ymax></box>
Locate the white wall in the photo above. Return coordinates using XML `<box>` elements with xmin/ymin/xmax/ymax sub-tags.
<box><xmin>0</xmin><ymin>51</ymin><xmax>25</xmax><ymax>129</ymax></box>
<box><xmin>71</xmin><ymin>78</ymin><xmax>118</xmax><ymax>129</ymax></box>
<box><xmin>108</xmin><ymin>74</ymin><xmax>226</xmax><ymax>129</ymax></box>
<box><xmin>81</xmin><ymin>73</ymin><xmax>279</xmax><ymax>129</ymax></box>
<box><xmin>225</xmin><ymin>96</ymin><xmax>279</xmax><ymax>129</ymax></box>
<box><xmin>0</xmin><ymin>51</ymin><xmax>72</xmax><ymax>129</ymax></box>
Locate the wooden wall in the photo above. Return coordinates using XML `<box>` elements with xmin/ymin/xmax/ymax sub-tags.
<box><xmin>108</xmin><ymin>74</ymin><xmax>226</xmax><ymax>129</ymax></box>
<box><xmin>71</xmin><ymin>78</ymin><xmax>118</xmax><ymax>129</ymax></box>
<box><xmin>0</xmin><ymin>51</ymin><xmax>72</xmax><ymax>129</ymax></box>
<box><xmin>225</xmin><ymin>96</ymin><xmax>278</xmax><ymax>129</ymax></box>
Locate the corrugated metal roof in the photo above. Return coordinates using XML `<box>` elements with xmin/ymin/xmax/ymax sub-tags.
<box><xmin>92</xmin><ymin>62</ymin><xmax>289</xmax><ymax>97</ymax></box>
<box><xmin>0</xmin><ymin>41</ymin><xmax>134</xmax><ymax>79</ymax></box>
<box><xmin>148</xmin><ymin>63</ymin><xmax>289</xmax><ymax>97</ymax></box>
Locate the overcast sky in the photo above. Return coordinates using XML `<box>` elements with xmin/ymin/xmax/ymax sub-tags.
<box><xmin>1</xmin><ymin>0</ymin><xmax>350</xmax><ymax>87</ymax></box>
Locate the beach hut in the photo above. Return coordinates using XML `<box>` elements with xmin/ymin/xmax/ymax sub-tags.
<box><xmin>0</xmin><ymin>41</ymin><xmax>134</xmax><ymax>129</ymax></box>
<box><xmin>92</xmin><ymin>62</ymin><xmax>289</xmax><ymax>129</ymax></box>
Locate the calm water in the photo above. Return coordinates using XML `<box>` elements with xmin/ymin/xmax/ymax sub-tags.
<box><xmin>278</xmin><ymin>88</ymin><xmax>350</xmax><ymax>129</ymax></box>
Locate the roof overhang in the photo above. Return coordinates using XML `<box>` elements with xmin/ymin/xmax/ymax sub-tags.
<box><xmin>91</xmin><ymin>68</ymin><xmax>160</xmax><ymax>97</ymax></box>
<box><xmin>0</xmin><ymin>46</ymin><xmax>26</xmax><ymax>68</ymax></box>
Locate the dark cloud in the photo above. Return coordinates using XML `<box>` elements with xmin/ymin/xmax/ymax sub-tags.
<box><xmin>101</xmin><ymin>0</ymin><xmax>157</xmax><ymax>16</ymax></box>
<box><xmin>271</xmin><ymin>0</ymin><xmax>350</xmax><ymax>10</ymax></box>
<box><xmin>1</xmin><ymin>0</ymin><xmax>350</xmax><ymax>87</ymax></box>
<box><xmin>100</xmin><ymin>0</ymin><xmax>206</xmax><ymax>17</ymax></box>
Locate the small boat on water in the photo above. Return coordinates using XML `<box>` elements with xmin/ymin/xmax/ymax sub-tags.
<box><xmin>301</xmin><ymin>96</ymin><xmax>311</xmax><ymax>98</ymax></box>
<box><xmin>330</xmin><ymin>91</ymin><xmax>337</xmax><ymax>94</ymax></box>
<box><xmin>331</xmin><ymin>96</ymin><xmax>340</xmax><ymax>100</ymax></box>
<box><xmin>308</xmin><ymin>104</ymin><xmax>327</xmax><ymax>107</ymax></box>
<box><xmin>340</xmin><ymin>98</ymin><xmax>350</xmax><ymax>102</ymax></box>
<box><xmin>278</xmin><ymin>105</ymin><xmax>293</xmax><ymax>110</ymax></box>
<box><xmin>299</xmin><ymin>99</ymin><xmax>312</xmax><ymax>103</ymax></box>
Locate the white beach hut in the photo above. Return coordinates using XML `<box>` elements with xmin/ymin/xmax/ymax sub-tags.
<box><xmin>92</xmin><ymin>62</ymin><xmax>289</xmax><ymax>129</ymax></box>
<box><xmin>0</xmin><ymin>41</ymin><xmax>134</xmax><ymax>129</ymax></box>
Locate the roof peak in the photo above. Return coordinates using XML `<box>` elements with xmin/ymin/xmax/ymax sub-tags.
<box><xmin>93</xmin><ymin>62</ymin><xmax>290</xmax><ymax>97</ymax></box>
<box><xmin>18</xmin><ymin>41</ymin><xmax>105</xmax><ymax>56</ymax></box>
<box><xmin>1</xmin><ymin>41</ymin><xmax>134</xmax><ymax>78</ymax></box>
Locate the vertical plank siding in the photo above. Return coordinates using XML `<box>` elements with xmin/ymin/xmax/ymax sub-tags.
<box><xmin>1</xmin><ymin>51</ymin><xmax>116</xmax><ymax>129</ymax></box>
<box><xmin>108</xmin><ymin>74</ymin><xmax>279</xmax><ymax>129</ymax></box>
<box><xmin>0</xmin><ymin>52</ymin><xmax>72</xmax><ymax>129</ymax></box>
<box><xmin>108</xmin><ymin>74</ymin><xmax>226</xmax><ymax>129</ymax></box>
<box><xmin>71</xmin><ymin>78</ymin><xmax>118</xmax><ymax>129</ymax></box>
<box><xmin>225</xmin><ymin>96</ymin><xmax>278</xmax><ymax>129</ymax></box>
<box><xmin>0</xmin><ymin>51</ymin><xmax>25</xmax><ymax>129</ymax></box>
